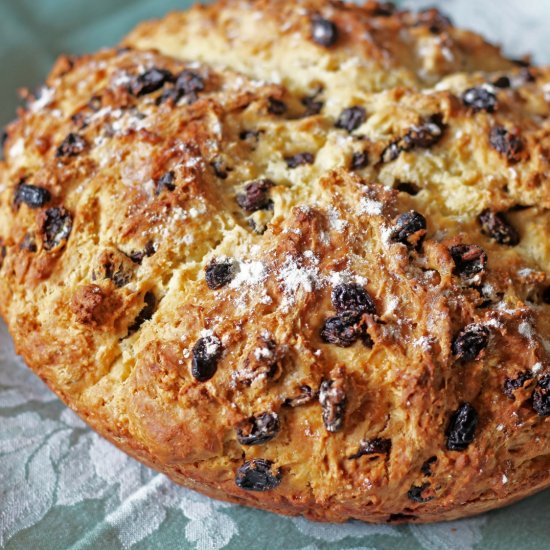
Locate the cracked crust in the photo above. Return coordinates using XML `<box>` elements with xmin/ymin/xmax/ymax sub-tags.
<box><xmin>1</xmin><ymin>0</ymin><xmax>550</xmax><ymax>524</ymax></box>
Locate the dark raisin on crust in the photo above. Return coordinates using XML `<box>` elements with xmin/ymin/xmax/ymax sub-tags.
<box><xmin>348</xmin><ymin>438</ymin><xmax>392</xmax><ymax>459</ymax></box>
<box><xmin>451</xmin><ymin>324</ymin><xmax>490</xmax><ymax>362</ymax></box>
<box><xmin>416</xmin><ymin>8</ymin><xmax>452</xmax><ymax>33</ymax></box>
<box><xmin>319</xmin><ymin>378</ymin><xmax>346</xmax><ymax>433</ymax></box>
<box><xmin>211</xmin><ymin>157</ymin><xmax>231</xmax><ymax>179</ymax></box>
<box><xmin>449</xmin><ymin>244</ymin><xmax>487</xmax><ymax>279</ymax></box>
<box><xmin>489</xmin><ymin>127</ymin><xmax>524</xmax><ymax>163</ymax></box>
<box><xmin>235</xmin><ymin>459</ymin><xmax>282</xmax><ymax>492</ymax></box>
<box><xmin>14</xmin><ymin>182</ymin><xmax>51</xmax><ymax>209</ymax></box>
<box><xmin>492</xmin><ymin>76</ymin><xmax>511</xmax><ymax>89</ymax></box>
<box><xmin>284</xmin><ymin>152</ymin><xmax>315</xmax><ymax>168</ymax></box>
<box><xmin>127</xmin><ymin>291</ymin><xmax>157</xmax><ymax>335</ymax></box>
<box><xmin>478</xmin><ymin>208</ymin><xmax>520</xmax><ymax>246</ymax></box>
<box><xmin>311</xmin><ymin>15</ymin><xmax>339</xmax><ymax>47</ymax></box>
<box><xmin>154</xmin><ymin>171</ymin><xmax>176</xmax><ymax>195</ymax></box>
<box><xmin>503</xmin><ymin>371</ymin><xmax>533</xmax><ymax>398</ymax></box>
<box><xmin>372</xmin><ymin>2</ymin><xmax>396</xmax><ymax>16</ymax></box>
<box><xmin>320</xmin><ymin>312</ymin><xmax>364</xmax><ymax>347</ymax></box>
<box><xmin>421</xmin><ymin>456</ymin><xmax>437</xmax><ymax>476</ymax></box>
<box><xmin>239</xmin><ymin>129</ymin><xmax>260</xmax><ymax>142</ymax></box>
<box><xmin>175</xmin><ymin>69</ymin><xmax>205</xmax><ymax>99</ymax></box>
<box><xmin>205</xmin><ymin>258</ymin><xmax>236</xmax><ymax>289</ymax></box>
<box><xmin>462</xmin><ymin>87</ymin><xmax>498</xmax><ymax>113</ymax></box>
<box><xmin>284</xmin><ymin>385</ymin><xmax>314</xmax><ymax>407</ymax></box>
<box><xmin>543</xmin><ymin>286</ymin><xmax>550</xmax><ymax>304</ymax></box>
<box><xmin>395</xmin><ymin>182</ymin><xmax>419</xmax><ymax>196</ymax></box>
<box><xmin>301</xmin><ymin>95</ymin><xmax>324</xmax><ymax>116</ymax></box>
<box><xmin>20</xmin><ymin>234</ymin><xmax>37</xmax><ymax>252</ymax></box>
<box><xmin>236</xmin><ymin>412</ymin><xmax>280</xmax><ymax>445</ymax></box>
<box><xmin>267</xmin><ymin>97</ymin><xmax>287</xmax><ymax>115</ymax></box>
<box><xmin>407</xmin><ymin>483</ymin><xmax>434</xmax><ymax>503</ymax></box>
<box><xmin>350</xmin><ymin>151</ymin><xmax>369</xmax><ymax>170</ymax></box>
<box><xmin>389</xmin><ymin>210</ymin><xmax>427</xmax><ymax>249</ymax></box>
<box><xmin>533</xmin><ymin>374</ymin><xmax>550</xmax><ymax>416</ymax></box>
<box><xmin>56</xmin><ymin>133</ymin><xmax>87</xmax><ymax>158</ymax></box>
<box><xmin>446</xmin><ymin>402</ymin><xmax>478</xmax><ymax>451</ymax></box>
<box><xmin>127</xmin><ymin>240</ymin><xmax>156</xmax><ymax>264</ymax></box>
<box><xmin>236</xmin><ymin>178</ymin><xmax>274</xmax><ymax>213</ymax></box>
<box><xmin>42</xmin><ymin>207</ymin><xmax>72</xmax><ymax>250</ymax></box>
<box><xmin>129</xmin><ymin>67</ymin><xmax>174</xmax><ymax>96</ymax></box>
<box><xmin>191</xmin><ymin>335</ymin><xmax>222</xmax><ymax>382</ymax></box>
<box><xmin>335</xmin><ymin>106</ymin><xmax>367</xmax><ymax>133</ymax></box>
<box><xmin>402</xmin><ymin>114</ymin><xmax>445</xmax><ymax>149</ymax></box>
<box><xmin>381</xmin><ymin>142</ymin><xmax>401</xmax><ymax>163</ymax></box>
<box><xmin>331</xmin><ymin>283</ymin><xmax>376</xmax><ymax>315</ymax></box>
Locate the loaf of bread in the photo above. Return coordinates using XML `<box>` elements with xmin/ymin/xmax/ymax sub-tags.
<box><xmin>1</xmin><ymin>0</ymin><xmax>549</xmax><ymax>523</ymax></box>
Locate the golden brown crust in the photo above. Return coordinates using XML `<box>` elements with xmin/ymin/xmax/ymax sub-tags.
<box><xmin>1</xmin><ymin>0</ymin><xmax>550</xmax><ymax>524</ymax></box>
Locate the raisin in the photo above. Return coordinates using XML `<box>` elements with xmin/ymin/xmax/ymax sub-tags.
<box><xmin>284</xmin><ymin>152</ymin><xmax>314</xmax><ymax>168</ymax></box>
<box><xmin>462</xmin><ymin>87</ymin><xmax>497</xmax><ymax>113</ymax></box>
<box><xmin>239</xmin><ymin>129</ymin><xmax>260</xmax><ymax>142</ymax></box>
<box><xmin>402</xmin><ymin>115</ymin><xmax>445</xmax><ymax>150</ymax></box>
<box><xmin>492</xmin><ymin>76</ymin><xmax>511</xmax><ymax>89</ymax></box>
<box><xmin>350</xmin><ymin>151</ymin><xmax>369</xmax><ymax>170</ymax></box>
<box><xmin>489</xmin><ymin>127</ymin><xmax>524</xmax><ymax>163</ymax></box>
<box><xmin>381</xmin><ymin>142</ymin><xmax>401</xmax><ymax>163</ymax></box>
<box><xmin>449</xmin><ymin>244</ymin><xmax>487</xmax><ymax>279</ymax></box>
<box><xmin>520</xmin><ymin>67</ymin><xmax>536</xmax><ymax>83</ymax></box>
<box><xmin>478</xmin><ymin>209</ymin><xmax>520</xmax><ymax>246</ymax></box>
<box><xmin>372</xmin><ymin>2</ymin><xmax>396</xmax><ymax>16</ymax></box>
<box><xmin>127</xmin><ymin>241</ymin><xmax>156</xmax><ymax>264</ymax></box>
<box><xmin>43</xmin><ymin>207</ymin><xmax>72</xmax><ymax>250</ymax></box>
<box><xmin>320</xmin><ymin>312</ymin><xmax>363</xmax><ymax>347</ymax></box>
<box><xmin>236</xmin><ymin>412</ymin><xmax>280</xmax><ymax>445</ymax></box>
<box><xmin>389</xmin><ymin>211</ymin><xmax>427</xmax><ymax>249</ymax></box>
<box><xmin>268</xmin><ymin>97</ymin><xmax>287</xmax><ymax>115</ymax></box>
<box><xmin>175</xmin><ymin>69</ymin><xmax>205</xmax><ymax>98</ymax></box>
<box><xmin>56</xmin><ymin>133</ymin><xmax>87</xmax><ymax>158</ymax></box>
<box><xmin>407</xmin><ymin>483</ymin><xmax>434</xmax><ymax>503</ymax></box>
<box><xmin>335</xmin><ymin>106</ymin><xmax>367</xmax><ymax>133</ymax></box>
<box><xmin>543</xmin><ymin>286</ymin><xmax>550</xmax><ymax>304</ymax></box>
<box><xmin>319</xmin><ymin>378</ymin><xmax>346</xmax><ymax>432</ymax></box>
<box><xmin>129</xmin><ymin>68</ymin><xmax>174</xmax><ymax>96</ymax></box>
<box><xmin>191</xmin><ymin>335</ymin><xmax>222</xmax><ymax>382</ymax></box>
<box><xmin>211</xmin><ymin>157</ymin><xmax>231</xmax><ymax>179</ymax></box>
<box><xmin>533</xmin><ymin>375</ymin><xmax>550</xmax><ymax>416</ymax></box>
<box><xmin>451</xmin><ymin>324</ymin><xmax>490</xmax><ymax>362</ymax></box>
<box><xmin>331</xmin><ymin>283</ymin><xmax>376</xmax><ymax>315</ymax></box>
<box><xmin>154</xmin><ymin>171</ymin><xmax>176</xmax><ymax>195</ymax></box>
<box><xmin>236</xmin><ymin>179</ymin><xmax>274</xmax><ymax>213</ymax></box>
<box><xmin>446</xmin><ymin>403</ymin><xmax>478</xmax><ymax>451</ymax></box>
<box><xmin>348</xmin><ymin>438</ymin><xmax>392</xmax><ymax>459</ymax></box>
<box><xmin>284</xmin><ymin>385</ymin><xmax>314</xmax><ymax>407</ymax></box>
<box><xmin>503</xmin><ymin>371</ymin><xmax>533</xmax><ymax>398</ymax></box>
<box><xmin>421</xmin><ymin>456</ymin><xmax>437</xmax><ymax>476</ymax></box>
<box><xmin>311</xmin><ymin>15</ymin><xmax>339</xmax><ymax>47</ymax></box>
<box><xmin>416</xmin><ymin>8</ymin><xmax>452</xmax><ymax>33</ymax></box>
<box><xmin>128</xmin><ymin>291</ymin><xmax>156</xmax><ymax>335</ymax></box>
<box><xmin>395</xmin><ymin>182</ymin><xmax>419</xmax><ymax>196</ymax></box>
<box><xmin>301</xmin><ymin>95</ymin><xmax>323</xmax><ymax>116</ymax></box>
<box><xmin>235</xmin><ymin>459</ymin><xmax>281</xmax><ymax>491</ymax></box>
<box><xmin>20</xmin><ymin>234</ymin><xmax>37</xmax><ymax>252</ymax></box>
<box><xmin>14</xmin><ymin>182</ymin><xmax>51</xmax><ymax>208</ymax></box>
<box><xmin>205</xmin><ymin>259</ymin><xmax>235</xmax><ymax>289</ymax></box>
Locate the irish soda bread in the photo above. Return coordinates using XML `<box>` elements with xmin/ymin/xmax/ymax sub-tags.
<box><xmin>1</xmin><ymin>0</ymin><xmax>550</xmax><ymax>523</ymax></box>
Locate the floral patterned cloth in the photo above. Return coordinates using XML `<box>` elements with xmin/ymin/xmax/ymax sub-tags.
<box><xmin>1</xmin><ymin>1</ymin><xmax>550</xmax><ymax>548</ymax></box>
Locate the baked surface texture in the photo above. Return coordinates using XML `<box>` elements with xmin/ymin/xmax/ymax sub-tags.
<box><xmin>1</xmin><ymin>0</ymin><xmax>550</xmax><ymax>523</ymax></box>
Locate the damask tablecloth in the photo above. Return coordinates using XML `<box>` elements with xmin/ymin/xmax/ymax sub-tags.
<box><xmin>1</xmin><ymin>1</ymin><xmax>550</xmax><ymax>548</ymax></box>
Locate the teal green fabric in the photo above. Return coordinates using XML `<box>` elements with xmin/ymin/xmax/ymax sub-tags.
<box><xmin>1</xmin><ymin>1</ymin><xmax>550</xmax><ymax>549</ymax></box>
